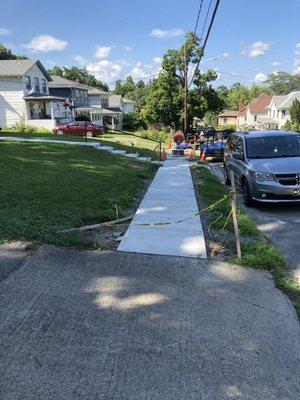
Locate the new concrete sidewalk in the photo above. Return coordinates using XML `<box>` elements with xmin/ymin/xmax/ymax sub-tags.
<box><xmin>0</xmin><ymin>246</ymin><xmax>299</xmax><ymax>399</ymax></box>
<box><xmin>118</xmin><ymin>157</ymin><xmax>207</xmax><ymax>258</ymax></box>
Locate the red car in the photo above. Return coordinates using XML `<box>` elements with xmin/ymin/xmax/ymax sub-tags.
<box><xmin>52</xmin><ymin>121</ymin><xmax>104</xmax><ymax>137</ymax></box>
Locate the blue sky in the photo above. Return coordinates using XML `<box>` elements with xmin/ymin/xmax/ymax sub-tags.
<box><xmin>1</xmin><ymin>0</ymin><xmax>299</xmax><ymax>88</ymax></box>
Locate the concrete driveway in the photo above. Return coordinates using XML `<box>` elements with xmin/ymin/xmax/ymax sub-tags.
<box><xmin>0</xmin><ymin>246</ymin><xmax>299</xmax><ymax>399</ymax></box>
<box><xmin>210</xmin><ymin>163</ymin><xmax>300</xmax><ymax>280</ymax></box>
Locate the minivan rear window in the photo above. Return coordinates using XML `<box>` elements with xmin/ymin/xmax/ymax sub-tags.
<box><xmin>246</xmin><ymin>135</ymin><xmax>300</xmax><ymax>158</ymax></box>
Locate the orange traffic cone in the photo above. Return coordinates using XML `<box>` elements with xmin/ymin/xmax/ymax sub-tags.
<box><xmin>199</xmin><ymin>149</ymin><xmax>206</xmax><ymax>163</ymax></box>
<box><xmin>160</xmin><ymin>149</ymin><xmax>167</xmax><ymax>161</ymax></box>
<box><xmin>188</xmin><ymin>150</ymin><xmax>195</xmax><ymax>161</ymax></box>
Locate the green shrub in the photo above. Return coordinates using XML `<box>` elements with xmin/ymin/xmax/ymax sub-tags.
<box><xmin>218</xmin><ymin>124</ymin><xmax>236</xmax><ymax>131</ymax></box>
<box><xmin>123</xmin><ymin>112</ymin><xmax>147</xmax><ymax>131</ymax></box>
<box><xmin>1</xmin><ymin>123</ymin><xmax>51</xmax><ymax>134</ymax></box>
<box><xmin>137</xmin><ymin>129</ymin><xmax>170</xmax><ymax>142</ymax></box>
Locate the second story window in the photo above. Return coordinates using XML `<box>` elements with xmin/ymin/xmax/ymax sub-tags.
<box><xmin>282</xmin><ymin>109</ymin><xmax>286</xmax><ymax>118</ymax></box>
<box><xmin>25</xmin><ymin>76</ymin><xmax>31</xmax><ymax>90</ymax></box>
<box><xmin>41</xmin><ymin>79</ymin><xmax>47</xmax><ymax>94</ymax></box>
<box><xmin>34</xmin><ymin>77</ymin><xmax>40</xmax><ymax>93</ymax></box>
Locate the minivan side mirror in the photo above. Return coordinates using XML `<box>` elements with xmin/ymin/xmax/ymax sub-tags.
<box><xmin>232</xmin><ymin>152</ymin><xmax>243</xmax><ymax>161</ymax></box>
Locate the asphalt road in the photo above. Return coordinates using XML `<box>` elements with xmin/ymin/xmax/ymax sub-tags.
<box><xmin>0</xmin><ymin>246</ymin><xmax>299</xmax><ymax>399</ymax></box>
<box><xmin>210</xmin><ymin>163</ymin><xmax>300</xmax><ymax>280</ymax></box>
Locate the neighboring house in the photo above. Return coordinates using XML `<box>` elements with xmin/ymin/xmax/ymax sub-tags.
<box><xmin>123</xmin><ymin>98</ymin><xmax>137</xmax><ymax>113</ymax></box>
<box><xmin>236</xmin><ymin>104</ymin><xmax>247</xmax><ymax>129</ymax></box>
<box><xmin>109</xmin><ymin>94</ymin><xmax>137</xmax><ymax>113</ymax></box>
<box><xmin>245</xmin><ymin>93</ymin><xmax>273</xmax><ymax>129</ymax></box>
<box><xmin>266</xmin><ymin>91</ymin><xmax>300</xmax><ymax>129</ymax></box>
<box><xmin>0</xmin><ymin>59</ymin><xmax>72</xmax><ymax>129</ymax></box>
<box><xmin>49</xmin><ymin>75</ymin><xmax>90</xmax><ymax>118</ymax></box>
<box><xmin>218</xmin><ymin>110</ymin><xmax>239</xmax><ymax>126</ymax></box>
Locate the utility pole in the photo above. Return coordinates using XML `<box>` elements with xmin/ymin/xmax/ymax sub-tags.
<box><xmin>184</xmin><ymin>44</ymin><xmax>188</xmax><ymax>134</ymax></box>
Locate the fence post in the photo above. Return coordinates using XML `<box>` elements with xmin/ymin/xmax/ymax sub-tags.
<box><xmin>230</xmin><ymin>170</ymin><xmax>242</xmax><ymax>259</ymax></box>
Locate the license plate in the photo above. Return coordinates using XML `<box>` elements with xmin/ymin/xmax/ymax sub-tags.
<box><xmin>293</xmin><ymin>188</ymin><xmax>300</xmax><ymax>196</ymax></box>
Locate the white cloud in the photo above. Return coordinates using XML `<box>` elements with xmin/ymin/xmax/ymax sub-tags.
<box><xmin>153</xmin><ymin>57</ymin><xmax>162</xmax><ymax>65</ymax></box>
<box><xmin>129</xmin><ymin>61</ymin><xmax>161</xmax><ymax>80</ymax></box>
<box><xmin>222</xmin><ymin>52</ymin><xmax>230</xmax><ymax>58</ymax></box>
<box><xmin>125</xmin><ymin>46</ymin><xmax>132</xmax><ymax>51</ymax></box>
<box><xmin>0</xmin><ymin>28</ymin><xmax>11</xmax><ymax>36</ymax></box>
<box><xmin>270</xmin><ymin>61</ymin><xmax>280</xmax><ymax>66</ymax></box>
<box><xmin>244</xmin><ymin>41</ymin><xmax>270</xmax><ymax>57</ymax></box>
<box><xmin>95</xmin><ymin>45</ymin><xmax>112</xmax><ymax>59</ymax></box>
<box><xmin>150</xmin><ymin>28</ymin><xmax>184</xmax><ymax>39</ymax></box>
<box><xmin>254</xmin><ymin>72</ymin><xmax>268</xmax><ymax>82</ymax></box>
<box><xmin>23</xmin><ymin>34</ymin><xmax>68</xmax><ymax>53</ymax></box>
<box><xmin>85</xmin><ymin>59</ymin><xmax>122</xmax><ymax>83</ymax></box>
<box><xmin>293</xmin><ymin>43</ymin><xmax>300</xmax><ymax>74</ymax></box>
<box><xmin>74</xmin><ymin>55</ymin><xmax>86</xmax><ymax>65</ymax></box>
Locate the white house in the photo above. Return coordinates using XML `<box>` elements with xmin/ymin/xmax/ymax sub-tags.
<box><xmin>245</xmin><ymin>93</ymin><xmax>273</xmax><ymax>129</ymax></box>
<box><xmin>0</xmin><ymin>60</ymin><xmax>72</xmax><ymax>129</ymax></box>
<box><xmin>109</xmin><ymin>94</ymin><xmax>137</xmax><ymax>113</ymax></box>
<box><xmin>266</xmin><ymin>91</ymin><xmax>300</xmax><ymax>129</ymax></box>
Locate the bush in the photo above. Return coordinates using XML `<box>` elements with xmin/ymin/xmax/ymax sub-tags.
<box><xmin>217</xmin><ymin>124</ymin><xmax>236</xmax><ymax>132</ymax></box>
<box><xmin>123</xmin><ymin>112</ymin><xmax>147</xmax><ymax>131</ymax></box>
<box><xmin>291</xmin><ymin>122</ymin><xmax>300</xmax><ymax>132</ymax></box>
<box><xmin>1</xmin><ymin>123</ymin><xmax>51</xmax><ymax>134</ymax></box>
<box><xmin>137</xmin><ymin>129</ymin><xmax>170</xmax><ymax>142</ymax></box>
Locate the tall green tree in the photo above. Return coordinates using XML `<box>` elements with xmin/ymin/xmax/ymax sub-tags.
<box><xmin>0</xmin><ymin>43</ymin><xmax>27</xmax><ymax>60</ymax></box>
<box><xmin>143</xmin><ymin>33</ymin><xmax>223</xmax><ymax>129</ymax></box>
<box><xmin>266</xmin><ymin>71</ymin><xmax>300</xmax><ymax>95</ymax></box>
<box><xmin>113</xmin><ymin>76</ymin><xmax>150</xmax><ymax>108</ymax></box>
<box><xmin>48</xmin><ymin>66</ymin><xmax>109</xmax><ymax>91</ymax></box>
<box><xmin>220</xmin><ymin>83</ymin><xmax>269</xmax><ymax>110</ymax></box>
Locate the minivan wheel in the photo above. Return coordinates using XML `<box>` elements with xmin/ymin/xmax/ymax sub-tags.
<box><xmin>224</xmin><ymin>166</ymin><xmax>231</xmax><ymax>186</ymax></box>
<box><xmin>242</xmin><ymin>179</ymin><xmax>254</xmax><ymax>207</ymax></box>
<box><xmin>86</xmin><ymin>131</ymin><xmax>93</xmax><ymax>138</ymax></box>
<box><xmin>56</xmin><ymin>129</ymin><xmax>64</xmax><ymax>135</ymax></box>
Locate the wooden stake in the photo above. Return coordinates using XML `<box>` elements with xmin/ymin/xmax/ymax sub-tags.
<box><xmin>58</xmin><ymin>216</ymin><xmax>133</xmax><ymax>234</ymax></box>
<box><xmin>230</xmin><ymin>170</ymin><xmax>242</xmax><ymax>259</ymax></box>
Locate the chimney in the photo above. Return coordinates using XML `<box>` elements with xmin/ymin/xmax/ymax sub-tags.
<box><xmin>75</xmin><ymin>78</ymin><xmax>80</xmax><ymax>83</ymax></box>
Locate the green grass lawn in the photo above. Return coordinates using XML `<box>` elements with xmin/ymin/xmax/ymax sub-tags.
<box><xmin>0</xmin><ymin>130</ymin><xmax>160</xmax><ymax>159</ymax></box>
<box><xmin>195</xmin><ymin>166</ymin><xmax>300</xmax><ymax>317</ymax></box>
<box><xmin>100</xmin><ymin>131</ymin><xmax>160</xmax><ymax>159</ymax></box>
<box><xmin>0</xmin><ymin>141</ymin><xmax>154</xmax><ymax>249</ymax></box>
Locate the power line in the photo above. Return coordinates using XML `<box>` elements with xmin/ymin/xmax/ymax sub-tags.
<box><xmin>193</xmin><ymin>0</ymin><xmax>204</xmax><ymax>34</ymax></box>
<box><xmin>189</xmin><ymin>0</ymin><xmax>222</xmax><ymax>87</ymax></box>
<box><xmin>200</xmin><ymin>0</ymin><xmax>213</xmax><ymax>41</ymax></box>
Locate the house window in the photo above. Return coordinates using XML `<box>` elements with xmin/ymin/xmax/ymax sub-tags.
<box><xmin>282</xmin><ymin>109</ymin><xmax>286</xmax><ymax>118</ymax></box>
<box><xmin>34</xmin><ymin>77</ymin><xmax>40</xmax><ymax>93</ymax></box>
<box><xmin>223</xmin><ymin>117</ymin><xmax>227</xmax><ymax>124</ymax></box>
<box><xmin>84</xmin><ymin>92</ymin><xmax>88</xmax><ymax>104</ymax></box>
<box><xmin>25</xmin><ymin>76</ymin><xmax>31</xmax><ymax>90</ymax></box>
<box><xmin>41</xmin><ymin>79</ymin><xmax>47</xmax><ymax>94</ymax></box>
<box><xmin>76</xmin><ymin>90</ymin><xmax>80</xmax><ymax>102</ymax></box>
<box><xmin>254</xmin><ymin>115</ymin><xmax>257</xmax><ymax>122</ymax></box>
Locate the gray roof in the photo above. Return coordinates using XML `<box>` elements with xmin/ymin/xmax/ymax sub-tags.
<box><xmin>123</xmin><ymin>97</ymin><xmax>137</xmax><ymax>104</ymax></box>
<box><xmin>218</xmin><ymin>110</ymin><xmax>239</xmax><ymax>117</ymax></box>
<box><xmin>278</xmin><ymin>91</ymin><xmax>300</xmax><ymax>109</ymax></box>
<box><xmin>88</xmin><ymin>87</ymin><xmax>109</xmax><ymax>95</ymax></box>
<box><xmin>49</xmin><ymin>75</ymin><xmax>90</xmax><ymax>90</ymax></box>
<box><xmin>0</xmin><ymin>59</ymin><xmax>51</xmax><ymax>81</ymax></box>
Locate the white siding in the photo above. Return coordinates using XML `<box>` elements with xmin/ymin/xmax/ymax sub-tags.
<box><xmin>25</xmin><ymin>119</ymin><xmax>55</xmax><ymax>129</ymax></box>
<box><xmin>0</xmin><ymin>77</ymin><xmax>26</xmax><ymax>127</ymax></box>
<box><xmin>22</xmin><ymin>64</ymin><xmax>49</xmax><ymax>94</ymax></box>
<box><xmin>123</xmin><ymin>102</ymin><xmax>135</xmax><ymax>113</ymax></box>
<box><xmin>89</xmin><ymin>94</ymin><xmax>101</xmax><ymax>107</ymax></box>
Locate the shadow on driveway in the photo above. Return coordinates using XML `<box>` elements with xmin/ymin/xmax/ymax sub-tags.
<box><xmin>0</xmin><ymin>246</ymin><xmax>299</xmax><ymax>399</ymax></box>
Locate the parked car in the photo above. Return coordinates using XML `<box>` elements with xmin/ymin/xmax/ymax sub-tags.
<box><xmin>223</xmin><ymin>131</ymin><xmax>300</xmax><ymax>206</ymax></box>
<box><xmin>52</xmin><ymin>121</ymin><xmax>104</xmax><ymax>137</ymax></box>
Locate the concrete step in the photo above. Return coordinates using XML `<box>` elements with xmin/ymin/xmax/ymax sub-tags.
<box><xmin>136</xmin><ymin>157</ymin><xmax>152</xmax><ymax>162</ymax></box>
<box><xmin>111</xmin><ymin>149</ymin><xmax>127</xmax><ymax>155</ymax></box>
<box><xmin>151</xmin><ymin>160</ymin><xmax>164</xmax><ymax>165</ymax></box>
<box><xmin>124</xmin><ymin>153</ymin><xmax>139</xmax><ymax>159</ymax></box>
<box><xmin>96</xmin><ymin>146</ymin><xmax>114</xmax><ymax>152</ymax></box>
